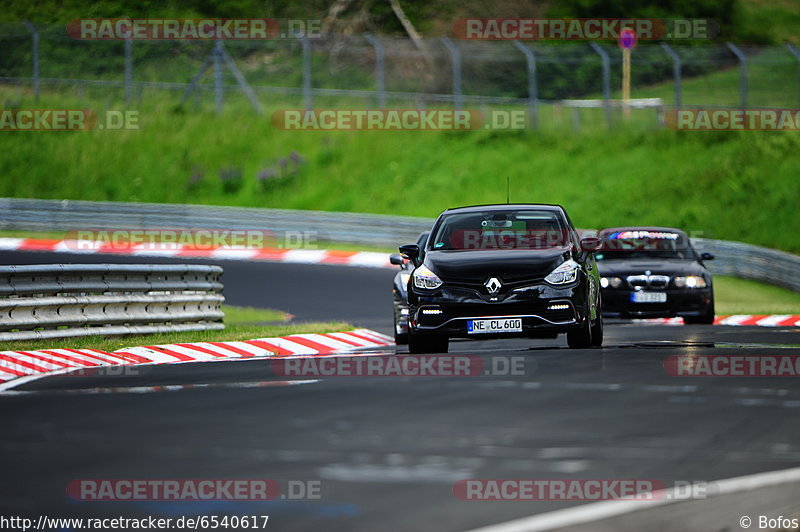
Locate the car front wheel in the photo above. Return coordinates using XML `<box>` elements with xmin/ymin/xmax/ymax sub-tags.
<box><xmin>567</xmin><ymin>314</ymin><xmax>593</xmax><ymax>348</ymax></box>
<box><xmin>394</xmin><ymin>315</ymin><xmax>408</xmax><ymax>345</ymax></box>
<box><xmin>590</xmin><ymin>308</ymin><xmax>604</xmax><ymax>347</ymax></box>
<box><xmin>684</xmin><ymin>302</ymin><xmax>715</xmax><ymax>325</ymax></box>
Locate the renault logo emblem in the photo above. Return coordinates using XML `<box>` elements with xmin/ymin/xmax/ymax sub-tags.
<box><xmin>485</xmin><ymin>277</ymin><xmax>502</xmax><ymax>293</ymax></box>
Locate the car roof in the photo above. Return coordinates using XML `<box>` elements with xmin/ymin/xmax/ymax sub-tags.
<box><xmin>599</xmin><ymin>226</ymin><xmax>688</xmax><ymax>238</ymax></box>
<box><xmin>440</xmin><ymin>204</ymin><xmax>566</xmax><ymax>215</ymax></box>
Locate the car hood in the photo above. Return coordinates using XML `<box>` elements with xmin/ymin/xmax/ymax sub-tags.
<box><xmin>596</xmin><ymin>258</ymin><xmax>706</xmax><ymax>277</ymax></box>
<box><xmin>424</xmin><ymin>247</ymin><xmax>572</xmax><ymax>282</ymax></box>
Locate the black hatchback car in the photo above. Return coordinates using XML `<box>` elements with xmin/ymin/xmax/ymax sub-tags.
<box><xmin>390</xmin><ymin>231</ymin><xmax>430</xmax><ymax>345</ymax></box>
<box><xmin>399</xmin><ymin>204</ymin><xmax>603</xmax><ymax>353</ymax></box>
<box><xmin>595</xmin><ymin>227</ymin><xmax>715</xmax><ymax>324</ymax></box>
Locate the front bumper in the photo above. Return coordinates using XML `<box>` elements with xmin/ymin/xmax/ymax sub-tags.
<box><xmin>408</xmin><ymin>281</ymin><xmax>586</xmax><ymax>338</ymax></box>
<box><xmin>601</xmin><ymin>287</ymin><xmax>713</xmax><ymax>318</ymax></box>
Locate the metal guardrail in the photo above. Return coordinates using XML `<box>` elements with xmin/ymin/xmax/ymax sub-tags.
<box><xmin>0</xmin><ymin>263</ymin><xmax>224</xmax><ymax>341</ymax></box>
<box><xmin>692</xmin><ymin>238</ymin><xmax>800</xmax><ymax>294</ymax></box>
<box><xmin>0</xmin><ymin>198</ymin><xmax>798</xmax><ymax>293</ymax></box>
<box><xmin>0</xmin><ymin>197</ymin><xmax>432</xmax><ymax>248</ymax></box>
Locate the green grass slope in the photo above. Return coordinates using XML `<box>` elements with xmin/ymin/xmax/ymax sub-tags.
<box><xmin>1</xmin><ymin>88</ymin><xmax>798</xmax><ymax>252</ymax></box>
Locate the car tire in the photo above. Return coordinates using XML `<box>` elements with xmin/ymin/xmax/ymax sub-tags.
<box><xmin>590</xmin><ymin>312</ymin><xmax>603</xmax><ymax>347</ymax></box>
<box><xmin>408</xmin><ymin>332</ymin><xmax>449</xmax><ymax>354</ymax></box>
<box><xmin>684</xmin><ymin>303</ymin><xmax>715</xmax><ymax>325</ymax></box>
<box><xmin>567</xmin><ymin>313</ymin><xmax>593</xmax><ymax>348</ymax></box>
<box><xmin>393</xmin><ymin>314</ymin><xmax>408</xmax><ymax>345</ymax></box>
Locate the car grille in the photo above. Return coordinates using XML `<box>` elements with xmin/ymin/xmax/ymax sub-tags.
<box><xmin>542</xmin><ymin>308</ymin><xmax>575</xmax><ymax>322</ymax></box>
<box><xmin>626</xmin><ymin>274</ymin><xmax>670</xmax><ymax>289</ymax></box>
<box><xmin>416</xmin><ymin>302</ymin><xmax>576</xmax><ymax>325</ymax></box>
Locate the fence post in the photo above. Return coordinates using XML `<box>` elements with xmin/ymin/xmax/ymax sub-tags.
<box><xmin>213</xmin><ymin>40</ymin><xmax>223</xmax><ymax>113</ymax></box>
<box><xmin>660</xmin><ymin>42</ymin><xmax>682</xmax><ymax>108</ymax></box>
<box><xmin>787</xmin><ymin>44</ymin><xmax>800</xmax><ymax>108</ymax></box>
<box><xmin>124</xmin><ymin>37</ymin><xmax>133</xmax><ymax>107</ymax></box>
<box><xmin>726</xmin><ymin>42</ymin><xmax>747</xmax><ymax>108</ymax></box>
<box><xmin>513</xmin><ymin>40</ymin><xmax>538</xmax><ymax>128</ymax></box>
<box><xmin>22</xmin><ymin>20</ymin><xmax>40</xmax><ymax>103</ymax></box>
<box><xmin>218</xmin><ymin>43</ymin><xmax>264</xmax><ymax>114</ymax></box>
<box><xmin>589</xmin><ymin>42</ymin><xmax>611</xmax><ymax>129</ymax></box>
<box><xmin>364</xmin><ymin>34</ymin><xmax>386</xmax><ymax>108</ymax></box>
<box><xmin>441</xmin><ymin>37</ymin><xmax>463</xmax><ymax>110</ymax></box>
<box><xmin>300</xmin><ymin>35</ymin><xmax>313</xmax><ymax>111</ymax></box>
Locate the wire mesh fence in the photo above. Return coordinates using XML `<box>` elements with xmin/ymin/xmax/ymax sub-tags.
<box><xmin>3</xmin><ymin>22</ymin><xmax>800</xmax><ymax>127</ymax></box>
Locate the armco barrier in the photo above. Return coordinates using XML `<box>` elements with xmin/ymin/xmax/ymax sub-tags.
<box><xmin>692</xmin><ymin>238</ymin><xmax>800</xmax><ymax>293</ymax></box>
<box><xmin>0</xmin><ymin>264</ymin><xmax>224</xmax><ymax>341</ymax></box>
<box><xmin>1</xmin><ymin>198</ymin><xmax>798</xmax><ymax>293</ymax></box>
<box><xmin>0</xmin><ymin>197</ymin><xmax>431</xmax><ymax>248</ymax></box>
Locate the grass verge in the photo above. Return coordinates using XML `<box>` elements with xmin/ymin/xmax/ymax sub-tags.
<box><xmin>714</xmin><ymin>276</ymin><xmax>800</xmax><ymax>315</ymax></box>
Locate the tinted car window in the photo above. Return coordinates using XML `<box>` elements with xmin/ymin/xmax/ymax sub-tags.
<box><xmin>597</xmin><ymin>230</ymin><xmax>696</xmax><ymax>260</ymax></box>
<box><xmin>430</xmin><ymin>210</ymin><xmax>567</xmax><ymax>251</ymax></box>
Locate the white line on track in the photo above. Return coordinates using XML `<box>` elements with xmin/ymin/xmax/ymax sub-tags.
<box><xmin>464</xmin><ymin>465</ymin><xmax>800</xmax><ymax>532</ymax></box>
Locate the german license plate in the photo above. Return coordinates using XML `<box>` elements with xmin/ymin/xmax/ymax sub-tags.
<box><xmin>631</xmin><ymin>291</ymin><xmax>667</xmax><ymax>303</ymax></box>
<box><xmin>467</xmin><ymin>318</ymin><xmax>523</xmax><ymax>334</ymax></box>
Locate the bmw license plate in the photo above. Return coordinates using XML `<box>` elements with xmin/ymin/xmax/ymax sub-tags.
<box><xmin>467</xmin><ymin>318</ymin><xmax>523</xmax><ymax>334</ymax></box>
<box><xmin>631</xmin><ymin>291</ymin><xmax>667</xmax><ymax>303</ymax></box>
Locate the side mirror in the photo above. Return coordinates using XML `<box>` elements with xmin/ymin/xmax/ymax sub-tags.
<box><xmin>580</xmin><ymin>237</ymin><xmax>603</xmax><ymax>252</ymax></box>
<box><xmin>389</xmin><ymin>253</ymin><xmax>404</xmax><ymax>266</ymax></box>
<box><xmin>399</xmin><ymin>244</ymin><xmax>420</xmax><ymax>266</ymax></box>
<box><xmin>700</xmin><ymin>252</ymin><xmax>715</xmax><ymax>261</ymax></box>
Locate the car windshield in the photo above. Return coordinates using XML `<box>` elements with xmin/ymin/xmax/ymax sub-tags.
<box><xmin>596</xmin><ymin>230</ymin><xmax>695</xmax><ymax>260</ymax></box>
<box><xmin>430</xmin><ymin>209</ymin><xmax>568</xmax><ymax>251</ymax></box>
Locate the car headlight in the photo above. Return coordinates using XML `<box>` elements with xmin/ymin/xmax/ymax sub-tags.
<box><xmin>412</xmin><ymin>265</ymin><xmax>443</xmax><ymax>290</ymax></box>
<box><xmin>600</xmin><ymin>276</ymin><xmax>623</xmax><ymax>289</ymax></box>
<box><xmin>674</xmin><ymin>275</ymin><xmax>707</xmax><ymax>288</ymax></box>
<box><xmin>545</xmin><ymin>259</ymin><xmax>580</xmax><ymax>285</ymax></box>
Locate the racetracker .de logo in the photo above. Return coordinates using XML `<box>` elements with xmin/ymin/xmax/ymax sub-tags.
<box><xmin>272</xmin><ymin>109</ymin><xmax>526</xmax><ymax>131</ymax></box>
<box><xmin>452</xmin><ymin>18</ymin><xmax>717</xmax><ymax>40</ymax></box>
<box><xmin>62</xmin><ymin>229</ymin><xmax>313</xmax><ymax>250</ymax></box>
<box><xmin>67</xmin><ymin>18</ymin><xmax>282</xmax><ymax>40</ymax></box>
<box><xmin>66</xmin><ymin>479</ymin><xmax>321</xmax><ymax>500</ymax></box>
<box><xmin>453</xmin><ymin>479</ymin><xmax>666</xmax><ymax>501</ymax></box>
<box><xmin>665</xmin><ymin>355</ymin><xmax>800</xmax><ymax>377</ymax></box>
<box><xmin>68</xmin><ymin>479</ymin><xmax>280</xmax><ymax>500</ymax></box>
<box><xmin>271</xmin><ymin>355</ymin><xmax>489</xmax><ymax>377</ymax></box>
<box><xmin>665</xmin><ymin>109</ymin><xmax>800</xmax><ymax>131</ymax></box>
<box><xmin>0</xmin><ymin>109</ymin><xmax>138</xmax><ymax>131</ymax></box>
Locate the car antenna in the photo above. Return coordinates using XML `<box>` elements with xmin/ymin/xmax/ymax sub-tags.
<box><xmin>506</xmin><ymin>176</ymin><xmax>510</xmax><ymax>204</ymax></box>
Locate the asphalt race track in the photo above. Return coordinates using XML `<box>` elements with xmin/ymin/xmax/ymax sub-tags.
<box><xmin>2</xmin><ymin>250</ymin><xmax>800</xmax><ymax>531</ymax></box>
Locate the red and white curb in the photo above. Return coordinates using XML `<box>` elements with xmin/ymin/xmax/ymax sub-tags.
<box><xmin>0</xmin><ymin>237</ymin><xmax>395</xmax><ymax>268</ymax></box>
<box><xmin>638</xmin><ymin>315</ymin><xmax>800</xmax><ymax>327</ymax></box>
<box><xmin>0</xmin><ymin>328</ymin><xmax>394</xmax><ymax>389</ymax></box>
